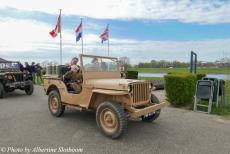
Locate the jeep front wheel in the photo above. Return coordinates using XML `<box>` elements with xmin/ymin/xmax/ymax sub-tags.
<box><xmin>48</xmin><ymin>90</ymin><xmax>65</xmax><ymax>117</ymax></box>
<box><xmin>142</xmin><ymin>94</ymin><xmax>161</xmax><ymax>122</ymax></box>
<box><xmin>0</xmin><ymin>83</ymin><xmax>5</xmax><ymax>98</ymax></box>
<box><xmin>25</xmin><ymin>80</ymin><xmax>34</xmax><ymax>95</ymax></box>
<box><xmin>96</xmin><ymin>101</ymin><xmax>127</xmax><ymax>139</ymax></box>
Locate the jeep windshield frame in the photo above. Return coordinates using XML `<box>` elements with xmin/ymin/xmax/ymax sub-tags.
<box><xmin>80</xmin><ymin>54</ymin><xmax>121</xmax><ymax>80</ymax></box>
<box><xmin>0</xmin><ymin>61</ymin><xmax>20</xmax><ymax>72</ymax></box>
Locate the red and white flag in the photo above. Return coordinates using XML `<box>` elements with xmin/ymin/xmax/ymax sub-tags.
<box><xmin>49</xmin><ymin>15</ymin><xmax>61</xmax><ymax>38</ymax></box>
<box><xmin>100</xmin><ymin>25</ymin><xmax>109</xmax><ymax>43</ymax></box>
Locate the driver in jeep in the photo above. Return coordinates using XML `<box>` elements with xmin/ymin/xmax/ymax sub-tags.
<box><xmin>64</xmin><ymin>57</ymin><xmax>83</xmax><ymax>94</ymax></box>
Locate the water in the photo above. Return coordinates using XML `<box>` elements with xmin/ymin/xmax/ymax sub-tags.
<box><xmin>206</xmin><ymin>74</ymin><xmax>229</xmax><ymax>80</ymax></box>
<box><xmin>139</xmin><ymin>73</ymin><xmax>166</xmax><ymax>78</ymax></box>
<box><xmin>138</xmin><ymin>72</ymin><xmax>229</xmax><ymax>80</ymax></box>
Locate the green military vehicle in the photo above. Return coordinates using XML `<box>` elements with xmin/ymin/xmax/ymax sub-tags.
<box><xmin>0</xmin><ymin>59</ymin><xmax>34</xmax><ymax>98</ymax></box>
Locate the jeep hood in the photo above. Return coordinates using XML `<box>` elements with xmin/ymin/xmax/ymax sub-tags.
<box><xmin>85</xmin><ymin>78</ymin><xmax>148</xmax><ymax>91</ymax></box>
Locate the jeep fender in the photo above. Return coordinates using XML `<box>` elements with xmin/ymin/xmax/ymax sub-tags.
<box><xmin>46</xmin><ymin>84</ymin><xmax>59</xmax><ymax>95</ymax></box>
<box><xmin>89</xmin><ymin>89</ymin><xmax>131</xmax><ymax>109</ymax></box>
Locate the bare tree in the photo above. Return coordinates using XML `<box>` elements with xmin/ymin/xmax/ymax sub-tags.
<box><xmin>119</xmin><ymin>56</ymin><xmax>130</xmax><ymax>72</ymax></box>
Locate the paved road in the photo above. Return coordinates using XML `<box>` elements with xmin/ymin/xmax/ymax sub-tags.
<box><xmin>0</xmin><ymin>86</ymin><xmax>230</xmax><ymax>154</ymax></box>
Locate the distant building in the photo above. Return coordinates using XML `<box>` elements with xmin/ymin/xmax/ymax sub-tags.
<box><xmin>0</xmin><ymin>58</ymin><xmax>8</xmax><ymax>63</ymax></box>
<box><xmin>198</xmin><ymin>58</ymin><xmax>230</xmax><ymax>68</ymax></box>
<box><xmin>216</xmin><ymin>58</ymin><xmax>230</xmax><ymax>67</ymax></box>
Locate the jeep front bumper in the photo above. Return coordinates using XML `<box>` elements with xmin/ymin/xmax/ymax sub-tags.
<box><xmin>5</xmin><ymin>81</ymin><xmax>30</xmax><ymax>89</ymax></box>
<box><xmin>129</xmin><ymin>101</ymin><xmax>167</xmax><ymax>118</ymax></box>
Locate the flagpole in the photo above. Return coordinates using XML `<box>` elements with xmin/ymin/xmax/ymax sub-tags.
<box><xmin>81</xmin><ymin>18</ymin><xmax>83</xmax><ymax>54</ymax></box>
<box><xmin>59</xmin><ymin>9</ymin><xmax>63</xmax><ymax>65</ymax></box>
<box><xmin>108</xmin><ymin>24</ymin><xmax>109</xmax><ymax>56</ymax></box>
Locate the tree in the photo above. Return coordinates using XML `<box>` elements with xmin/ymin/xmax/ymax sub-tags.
<box><xmin>119</xmin><ymin>57</ymin><xmax>131</xmax><ymax>72</ymax></box>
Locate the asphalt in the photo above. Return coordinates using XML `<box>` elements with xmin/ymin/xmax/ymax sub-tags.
<box><xmin>0</xmin><ymin>86</ymin><xmax>230</xmax><ymax>154</ymax></box>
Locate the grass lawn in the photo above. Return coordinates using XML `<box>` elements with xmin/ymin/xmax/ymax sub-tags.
<box><xmin>211</xmin><ymin>80</ymin><xmax>230</xmax><ymax>116</ymax></box>
<box><xmin>129</xmin><ymin>67</ymin><xmax>230</xmax><ymax>74</ymax></box>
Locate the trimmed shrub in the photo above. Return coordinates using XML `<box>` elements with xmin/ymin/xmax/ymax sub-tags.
<box><xmin>164</xmin><ymin>73</ymin><xmax>197</xmax><ymax>106</ymax></box>
<box><xmin>196</xmin><ymin>73</ymin><xmax>206</xmax><ymax>80</ymax></box>
<box><xmin>126</xmin><ymin>71</ymin><xmax>138</xmax><ymax>79</ymax></box>
<box><xmin>168</xmin><ymin>72</ymin><xmax>206</xmax><ymax>80</ymax></box>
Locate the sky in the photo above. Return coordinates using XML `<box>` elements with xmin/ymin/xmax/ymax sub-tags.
<box><xmin>0</xmin><ymin>0</ymin><xmax>230</xmax><ymax>65</ymax></box>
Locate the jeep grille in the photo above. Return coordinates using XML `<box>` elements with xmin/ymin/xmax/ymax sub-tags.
<box><xmin>132</xmin><ymin>82</ymin><xmax>150</xmax><ymax>104</ymax></box>
<box><xmin>13</xmin><ymin>74</ymin><xmax>24</xmax><ymax>82</ymax></box>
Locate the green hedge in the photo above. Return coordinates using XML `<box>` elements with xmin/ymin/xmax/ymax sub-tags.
<box><xmin>196</xmin><ymin>73</ymin><xmax>206</xmax><ymax>80</ymax></box>
<box><xmin>168</xmin><ymin>72</ymin><xmax>206</xmax><ymax>80</ymax></box>
<box><xmin>126</xmin><ymin>71</ymin><xmax>138</xmax><ymax>79</ymax></box>
<box><xmin>164</xmin><ymin>73</ymin><xmax>197</xmax><ymax>106</ymax></box>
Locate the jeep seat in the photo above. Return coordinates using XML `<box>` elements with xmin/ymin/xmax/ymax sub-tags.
<box><xmin>56</xmin><ymin>65</ymin><xmax>71</xmax><ymax>77</ymax></box>
<box><xmin>62</xmin><ymin>69</ymin><xmax>83</xmax><ymax>94</ymax></box>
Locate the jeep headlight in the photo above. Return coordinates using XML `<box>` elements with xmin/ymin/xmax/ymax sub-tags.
<box><xmin>7</xmin><ymin>75</ymin><xmax>13</xmax><ymax>80</ymax></box>
<box><xmin>128</xmin><ymin>85</ymin><xmax>132</xmax><ymax>93</ymax></box>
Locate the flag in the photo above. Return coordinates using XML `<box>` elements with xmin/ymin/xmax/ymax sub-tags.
<box><xmin>49</xmin><ymin>15</ymin><xmax>61</xmax><ymax>38</ymax></box>
<box><xmin>100</xmin><ymin>25</ymin><xmax>109</xmax><ymax>43</ymax></box>
<box><xmin>75</xmin><ymin>22</ymin><xmax>82</xmax><ymax>42</ymax></box>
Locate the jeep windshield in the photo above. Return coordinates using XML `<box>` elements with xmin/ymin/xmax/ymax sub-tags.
<box><xmin>83</xmin><ymin>56</ymin><xmax>118</xmax><ymax>72</ymax></box>
<box><xmin>0</xmin><ymin>62</ymin><xmax>20</xmax><ymax>72</ymax></box>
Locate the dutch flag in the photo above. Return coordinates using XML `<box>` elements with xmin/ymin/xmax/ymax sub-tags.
<box><xmin>75</xmin><ymin>22</ymin><xmax>82</xmax><ymax>42</ymax></box>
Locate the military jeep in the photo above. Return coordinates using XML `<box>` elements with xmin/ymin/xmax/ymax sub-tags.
<box><xmin>43</xmin><ymin>54</ymin><xmax>166</xmax><ymax>139</ymax></box>
<box><xmin>0</xmin><ymin>61</ymin><xmax>34</xmax><ymax>98</ymax></box>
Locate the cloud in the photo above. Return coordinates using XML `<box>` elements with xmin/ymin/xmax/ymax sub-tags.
<box><xmin>0</xmin><ymin>17</ymin><xmax>229</xmax><ymax>65</ymax></box>
<box><xmin>1</xmin><ymin>0</ymin><xmax>230</xmax><ymax>24</ymax></box>
<box><xmin>0</xmin><ymin>17</ymin><xmax>54</xmax><ymax>52</ymax></box>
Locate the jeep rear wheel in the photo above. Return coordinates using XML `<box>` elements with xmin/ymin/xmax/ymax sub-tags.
<box><xmin>48</xmin><ymin>90</ymin><xmax>65</xmax><ymax>117</ymax></box>
<box><xmin>96</xmin><ymin>101</ymin><xmax>127</xmax><ymax>139</ymax></box>
<box><xmin>25</xmin><ymin>80</ymin><xmax>34</xmax><ymax>95</ymax></box>
<box><xmin>142</xmin><ymin>94</ymin><xmax>161</xmax><ymax>122</ymax></box>
<box><xmin>0</xmin><ymin>83</ymin><xmax>5</xmax><ymax>98</ymax></box>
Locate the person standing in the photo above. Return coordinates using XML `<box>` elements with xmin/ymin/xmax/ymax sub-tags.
<box><xmin>24</xmin><ymin>62</ymin><xmax>31</xmax><ymax>73</ymax></box>
<box><xmin>24</xmin><ymin>62</ymin><xmax>32</xmax><ymax>81</ymax></box>
<box><xmin>36</xmin><ymin>63</ymin><xmax>43</xmax><ymax>84</ymax></box>
<box><xmin>31</xmin><ymin>62</ymin><xmax>36</xmax><ymax>83</ymax></box>
<box><xmin>18</xmin><ymin>62</ymin><xmax>24</xmax><ymax>72</ymax></box>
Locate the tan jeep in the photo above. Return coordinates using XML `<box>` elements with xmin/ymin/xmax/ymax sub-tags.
<box><xmin>43</xmin><ymin>54</ymin><xmax>166</xmax><ymax>139</ymax></box>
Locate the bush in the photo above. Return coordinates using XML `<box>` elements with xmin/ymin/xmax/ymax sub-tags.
<box><xmin>196</xmin><ymin>73</ymin><xmax>206</xmax><ymax>80</ymax></box>
<box><xmin>164</xmin><ymin>73</ymin><xmax>197</xmax><ymax>106</ymax></box>
<box><xmin>126</xmin><ymin>71</ymin><xmax>138</xmax><ymax>79</ymax></box>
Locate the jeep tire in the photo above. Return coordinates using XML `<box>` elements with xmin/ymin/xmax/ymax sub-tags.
<box><xmin>25</xmin><ymin>80</ymin><xmax>34</xmax><ymax>95</ymax></box>
<box><xmin>96</xmin><ymin>101</ymin><xmax>127</xmax><ymax>139</ymax></box>
<box><xmin>0</xmin><ymin>83</ymin><xmax>5</xmax><ymax>98</ymax></box>
<box><xmin>48</xmin><ymin>90</ymin><xmax>65</xmax><ymax>117</ymax></box>
<box><xmin>142</xmin><ymin>94</ymin><xmax>161</xmax><ymax>122</ymax></box>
